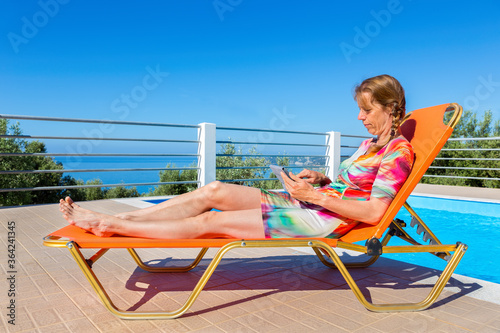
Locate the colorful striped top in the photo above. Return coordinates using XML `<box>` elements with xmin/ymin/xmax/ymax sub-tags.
<box><xmin>318</xmin><ymin>136</ymin><xmax>414</xmax><ymax>206</ymax></box>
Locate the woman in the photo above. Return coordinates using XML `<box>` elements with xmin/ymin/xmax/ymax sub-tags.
<box><xmin>59</xmin><ymin>74</ymin><xmax>414</xmax><ymax>240</ymax></box>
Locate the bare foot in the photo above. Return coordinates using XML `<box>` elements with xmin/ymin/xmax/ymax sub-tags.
<box><xmin>59</xmin><ymin>197</ymin><xmax>117</xmax><ymax>237</ymax></box>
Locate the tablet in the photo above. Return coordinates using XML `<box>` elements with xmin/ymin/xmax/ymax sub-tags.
<box><xmin>269</xmin><ymin>164</ymin><xmax>294</xmax><ymax>189</ymax></box>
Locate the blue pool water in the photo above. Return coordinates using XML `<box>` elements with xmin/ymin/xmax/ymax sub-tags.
<box><xmin>143</xmin><ymin>195</ymin><xmax>500</xmax><ymax>284</ymax></box>
<box><xmin>389</xmin><ymin>195</ymin><xmax>500</xmax><ymax>284</ymax></box>
<box><xmin>144</xmin><ymin>198</ymin><xmax>171</xmax><ymax>204</ymax></box>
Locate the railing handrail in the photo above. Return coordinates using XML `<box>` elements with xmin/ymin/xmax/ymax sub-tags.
<box><xmin>216</xmin><ymin>140</ymin><xmax>328</xmax><ymax>148</ymax></box>
<box><xmin>216</xmin><ymin>125</ymin><xmax>327</xmax><ymax>136</ymax></box>
<box><xmin>441</xmin><ymin>148</ymin><xmax>500</xmax><ymax>151</ymax></box>
<box><xmin>216</xmin><ymin>165</ymin><xmax>325</xmax><ymax>170</ymax></box>
<box><xmin>216</xmin><ymin>153</ymin><xmax>327</xmax><ymax>158</ymax></box>
<box><xmin>0</xmin><ymin>181</ymin><xmax>200</xmax><ymax>193</ymax></box>
<box><xmin>0</xmin><ymin>134</ymin><xmax>199</xmax><ymax>144</ymax></box>
<box><xmin>218</xmin><ymin>177</ymin><xmax>285</xmax><ymax>183</ymax></box>
<box><xmin>1</xmin><ymin>153</ymin><xmax>199</xmax><ymax>157</ymax></box>
<box><xmin>435</xmin><ymin>157</ymin><xmax>499</xmax><ymax>161</ymax></box>
<box><xmin>0</xmin><ymin>114</ymin><xmax>200</xmax><ymax>129</ymax></box>
<box><xmin>3</xmin><ymin>113</ymin><xmax>495</xmax><ymax>141</ymax></box>
<box><xmin>423</xmin><ymin>175</ymin><xmax>500</xmax><ymax>181</ymax></box>
<box><xmin>429</xmin><ymin>166</ymin><xmax>500</xmax><ymax>171</ymax></box>
<box><xmin>1</xmin><ymin>167</ymin><xmax>200</xmax><ymax>175</ymax></box>
<box><xmin>448</xmin><ymin>136</ymin><xmax>500</xmax><ymax>141</ymax></box>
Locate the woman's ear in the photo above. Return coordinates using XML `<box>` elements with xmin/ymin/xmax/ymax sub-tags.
<box><xmin>383</xmin><ymin>104</ymin><xmax>393</xmax><ymax>115</ymax></box>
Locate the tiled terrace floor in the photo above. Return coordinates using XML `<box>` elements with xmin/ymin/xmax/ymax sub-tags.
<box><xmin>1</xmin><ymin>197</ymin><xmax>500</xmax><ymax>333</ymax></box>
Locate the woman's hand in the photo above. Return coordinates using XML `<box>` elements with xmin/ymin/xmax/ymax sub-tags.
<box><xmin>295</xmin><ymin>169</ymin><xmax>332</xmax><ymax>186</ymax></box>
<box><xmin>283</xmin><ymin>170</ymin><xmax>389</xmax><ymax>225</ymax></box>
<box><xmin>282</xmin><ymin>171</ymin><xmax>321</xmax><ymax>203</ymax></box>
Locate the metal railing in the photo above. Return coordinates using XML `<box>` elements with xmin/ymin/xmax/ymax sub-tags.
<box><xmin>2</xmin><ymin>113</ymin><xmax>498</xmax><ymax>196</ymax></box>
<box><xmin>1</xmin><ymin>115</ymin><xmax>366</xmax><ymax>195</ymax></box>
<box><xmin>424</xmin><ymin>136</ymin><xmax>500</xmax><ymax>182</ymax></box>
<box><xmin>215</xmin><ymin>126</ymin><xmax>367</xmax><ymax>184</ymax></box>
<box><xmin>0</xmin><ymin>115</ymin><xmax>201</xmax><ymax>193</ymax></box>
<box><xmin>216</xmin><ymin>126</ymin><xmax>329</xmax><ymax>184</ymax></box>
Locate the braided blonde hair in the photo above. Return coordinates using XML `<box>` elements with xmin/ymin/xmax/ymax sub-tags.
<box><xmin>354</xmin><ymin>74</ymin><xmax>406</xmax><ymax>145</ymax></box>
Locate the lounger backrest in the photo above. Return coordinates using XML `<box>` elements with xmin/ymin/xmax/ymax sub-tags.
<box><xmin>339</xmin><ymin>103</ymin><xmax>462</xmax><ymax>243</ymax></box>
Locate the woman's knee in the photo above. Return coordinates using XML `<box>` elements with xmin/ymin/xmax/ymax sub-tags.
<box><xmin>199</xmin><ymin>210</ymin><xmax>218</xmax><ymax>223</ymax></box>
<box><xmin>203</xmin><ymin>181</ymin><xmax>226</xmax><ymax>203</ymax></box>
<box><xmin>196</xmin><ymin>210</ymin><xmax>220</xmax><ymax>234</ymax></box>
<box><xmin>206</xmin><ymin>180</ymin><xmax>224</xmax><ymax>191</ymax></box>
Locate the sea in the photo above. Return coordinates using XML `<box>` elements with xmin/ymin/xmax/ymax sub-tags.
<box><xmin>55</xmin><ymin>156</ymin><xmax>198</xmax><ymax>194</ymax></box>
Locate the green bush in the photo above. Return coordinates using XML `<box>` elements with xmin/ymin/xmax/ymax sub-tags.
<box><xmin>148</xmin><ymin>163</ymin><xmax>198</xmax><ymax>196</ymax></box>
<box><xmin>421</xmin><ymin>110</ymin><xmax>500</xmax><ymax>188</ymax></box>
<box><xmin>1</xmin><ymin>119</ymin><xmax>70</xmax><ymax>206</ymax></box>
<box><xmin>1</xmin><ymin>119</ymin><xmax>140</xmax><ymax>205</ymax></box>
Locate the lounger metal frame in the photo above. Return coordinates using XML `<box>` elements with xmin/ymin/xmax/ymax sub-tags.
<box><xmin>43</xmin><ymin>103</ymin><xmax>467</xmax><ymax>319</ymax></box>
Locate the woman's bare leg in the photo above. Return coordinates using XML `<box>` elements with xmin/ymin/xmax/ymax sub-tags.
<box><xmin>59</xmin><ymin>198</ymin><xmax>265</xmax><ymax>239</ymax></box>
<box><xmin>115</xmin><ymin>181</ymin><xmax>262</xmax><ymax>222</ymax></box>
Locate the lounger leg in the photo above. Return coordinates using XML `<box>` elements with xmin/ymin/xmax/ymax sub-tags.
<box><xmin>313</xmin><ymin>241</ymin><xmax>468</xmax><ymax>312</ymax></box>
<box><xmin>66</xmin><ymin>241</ymin><xmax>239</xmax><ymax>319</ymax></box>
<box><xmin>127</xmin><ymin>248</ymin><xmax>209</xmax><ymax>273</ymax></box>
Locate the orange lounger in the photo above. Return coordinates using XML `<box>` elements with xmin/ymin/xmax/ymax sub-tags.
<box><xmin>43</xmin><ymin>103</ymin><xmax>467</xmax><ymax>319</ymax></box>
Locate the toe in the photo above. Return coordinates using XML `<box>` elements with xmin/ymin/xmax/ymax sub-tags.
<box><xmin>65</xmin><ymin>197</ymin><xmax>74</xmax><ymax>205</ymax></box>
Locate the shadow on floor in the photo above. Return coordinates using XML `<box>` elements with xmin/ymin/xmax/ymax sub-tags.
<box><xmin>117</xmin><ymin>252</ymin><xmax>481</xmax><ymax>315</ymax></box>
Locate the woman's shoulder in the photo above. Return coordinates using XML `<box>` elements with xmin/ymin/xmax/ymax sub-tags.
<box><xmin>384</xmin><ymin>136</ymin><xmax>414</xmax><ymax>157</ymax></box>
<box><xmin>389</xmin><ymin>136</ymin><xmax>413</xmax><ymax>149</ymax></box>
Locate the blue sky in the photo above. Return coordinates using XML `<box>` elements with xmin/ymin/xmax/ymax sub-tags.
<box><xmin>1</xmin><ymin>0</ymin><xmax>500</xmax><ymax>149</ymax></box>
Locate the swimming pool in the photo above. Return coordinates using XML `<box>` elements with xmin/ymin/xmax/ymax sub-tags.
<box><xmin>143</xmin><ymin>195</ymin><xmax>500</xmax><ymax>284</ymax></box>
<box><xmin>389</xmin><ymin>195</ymin><xmax>500</xmax><ymax>284</ymax></box>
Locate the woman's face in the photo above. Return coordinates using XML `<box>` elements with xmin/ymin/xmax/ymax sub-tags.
<box><xmin>357</xmin><ymin>92</ymin><xmax>393</xmax><ymax>139</ymax></box>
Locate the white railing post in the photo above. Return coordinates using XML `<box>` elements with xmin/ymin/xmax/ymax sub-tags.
<box><xmin>325</xmin><ymin>131</ymin><xmax>341</xmax><ymax>182</ymax></box>
<box><xmin>197</xmin><ymin>123</ymin><xmax>216</xmax><ymax>187</ymax></box>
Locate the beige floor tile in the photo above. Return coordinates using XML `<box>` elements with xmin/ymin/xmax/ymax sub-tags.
<box><xmin>153</xmin><ymin>319</ymin><xmax>192</xmax><ymax>332</ymax></box>
<box><xmin>30</xmin><ymin>308</ymin><xmax>62</xmax><ymax>327</ymax></box>
<box><xmin>216</xmin><ymin>318</ymin><xmax>259</xmax><ymax>332</ymax></box>
<box><xmin>3</xmin><ymin>200</ymin><xmax>500</xmax><ymax>332</ymax></box>
<box><xmin>38</xmin><ymin>322</ymin><xmax>72</xmax><ymax>333</ymax></box>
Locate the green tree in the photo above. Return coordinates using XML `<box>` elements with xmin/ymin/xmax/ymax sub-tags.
<box><xmin>1</xmin><ymin>119</ymin><xmax>140</xmax><ymax>205</ymax></box>
<box><xmin>148</xmin><ymin>142</ymin><xmax>291</xmax><ymax>196</ymax></box>
<box><xmin>81</xmin><ymin>179</ymin><xmax>106</xmax><ymax>201</ymax></box>
<box><xmin>149</xmin><ymin>163</ymin><xmax>198</xmax><ymax>196</ymax></box>
<box><xmin>105</xmin><ymin>184</ymin><xmax>140</xmax><ymax>199</ymax></box>
<box><xmin>216</xmin><ymin>143</ymin><xmax>289</xmax><ymax>189</ymax></box>
<box><xmin>0</xmin><ymin>119</ymin><xmax>73</xmax><ymax>206</ymax></box>
<box><xmin>70</xmin><ymin>179</ymin><xmax>140</xmax><ymax>200</ymax></box>
<box><xmin>422</xmin><ymin>110</ymin><xmax>500</xmax><ymax>188</ymax></box>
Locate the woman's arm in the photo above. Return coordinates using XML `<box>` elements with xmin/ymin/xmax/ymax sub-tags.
<box><xmin>283</xmin><ymin>172</ymin><xmax>388</xmax><ymax>225</ymax></box>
